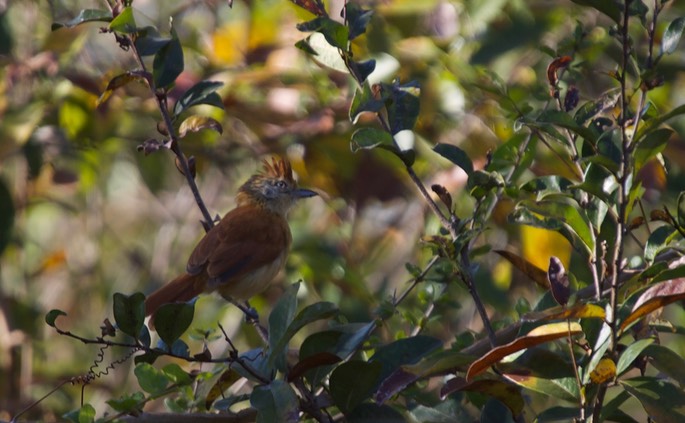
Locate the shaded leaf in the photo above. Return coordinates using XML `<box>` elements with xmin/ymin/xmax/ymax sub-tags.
<box><xmin>205</xmin><ymin>369</ymin><xmax>242</xmax><ymax>410</ymax></box>
<box><xmin>433</xmin><ymin>143</ymin><xmax>474</xmax><ymax>176</ymax></box>
<box><xmin>644</xmin><ymin>225</ymin><xmax>678</xmax><ymax>263</ymax></box>
<box><xmin>662</xmin><ymin>17</ymin><xmax>685</xmax><ymax>55</ymax></box>
<box><xmin>173</xmin><ymin>81</ymin><xmax>224</xmax><ymax>117</ymax></box>
<box><xmin>288</xmin><ymin>352</ymin><xmax>341</xmax><ymax>382</ymax></box>
<box><xmin>106</xmin><ymin>392</ymin><xmax>145</xmax><ymax>414</ymax></box>
<box><xmin>570</xmin><ymin>0</ymin><xmax>620</xmax><ymax>23</ymax></box>
<box><xmin>45</xmin><ymin>309</ymin><xmax>67</xmax><ymax>327</ymax></box>
<box><xmin>520</xmin><ymin>176</ymin><xmax>573</xmax><ymax>201</ymax></box>
<box><xmin>467</xmin><ymin>322</ymin><xmax>582</xmax><ymax>380</ymax></box>
<box><xmin>113</xmin><ymin>292</ymin><xmax>145</xmax><ymax>339</ymax></box>
<box><xmin>268</xmin><ymin>283</ymin><xmax>300</xmax><ymax>372</ymax></box>
<box><xmin>350</xmin><ymin>83</ymin><xmax>384</xmax><ymax>123</ymax></box>
<box><xmin>621</xmin><ymin>377</ymin><xmax>685</xmax><ymax>422</ymax></box>
<box><xmin>536</xmin><ymin>110</ymin><xmax>598</xmax><ymax>143</ymax></box>
<box><xmin>440</xmin><ymin>377</ymin><xmax>524</xmax><ymax>417</ymax></box>
<box><xmin>268</xmin><ymin>300</ymin><xmax>338</xmax><ymax>371</ymax></box>
<box><xmin>178</xmin><ymin>116</ymin><xmax>223</xmax><ymax>138</ymax></box>
<box><xmin>644</xmin><ymin>344</ymin><xmax>685</xmax><ymax>386</ymax></box>
<box><xmin>344</xmin><ymin>3</ymin><xmax>373</xmax><ymax>40</ymax></box>
<box><xmin>153</xmin><ymin>302</ymin><xmax>195</xmax><ymax>347</ymax></box>
<box><xmin>296</xmin><ymin>17</ymin><xmax>349</xmax><ymax>50</ymax></box>
<box><xmin>635</xmin><ymin>128</ymin><xmax>672</xmax><ymax>172</ymax></box>
<box><xmin>153</xmin><ymin>35</ymin><xmax>184</xmax><ymax>89</ymax></box>
<box><xmin>52</xmin><ymin>9</ymin><xmax>112</xmax><ymax>30</ymax></box>
<box><xmin>0</xmin><ymin>178</ymin><xmax>15</xmax><ymax>256</ymax></box>
<box><xmin>330</xmin><ymin>360</ymin><xmax>382</xmax><ymax>414</ymax></box>
<box><xmin>370</xmin><ymin>335</ymin><xmax>443</xmax><ymax>384</ymax></box>
<box><xmin>346</xmin><ymin>404</ymin><xmax>406</xmax><ymax>422</ymax></box>
<box><xmin>250</xmin><ymin>380</ymin><xmax>299</xmax><ymax>423</ymax></box>
<box><xmin>134</xmin><ymin>27</ymin><xmax>171</xmax><ymax>56</ymax></box>
<box><xmin>381</xmin><ymin>80</ymin><xmax>421</xmax><ymax>135</ymax></box>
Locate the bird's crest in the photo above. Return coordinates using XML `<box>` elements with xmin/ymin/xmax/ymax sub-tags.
<box><xmin>261</xmin><ymin>157</ymin><xmax>294</xmax><ymax>182</ymax></box>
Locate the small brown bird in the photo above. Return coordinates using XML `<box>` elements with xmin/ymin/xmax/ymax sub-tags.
<box><xmin>144</xmin><ymin>157</ymin><xmax>317</xmax><ymax>319</ymax></box>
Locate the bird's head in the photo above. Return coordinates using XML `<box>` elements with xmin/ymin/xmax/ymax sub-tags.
<box><xmin>237</xmin><ymin>157</ymin><xmax>317</xmax><ymax>215</ymax></box>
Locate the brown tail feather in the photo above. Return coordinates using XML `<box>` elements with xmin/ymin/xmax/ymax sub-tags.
<box><xmin>145</xmin><ymin>272</ymin><xmax>207</xmax><ymax>317</ymax></box>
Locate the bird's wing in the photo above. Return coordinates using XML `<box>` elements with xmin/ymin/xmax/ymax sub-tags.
<box><xmin>187</xmin><ymin>206</ymin><xmax>291</xmax><ymax>284</ymax></box>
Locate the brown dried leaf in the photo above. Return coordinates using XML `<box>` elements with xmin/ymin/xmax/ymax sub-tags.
<box><xmin>547</xmin><ymin>56</ymin><xmax>573</xmax><ymax>88</ymax></box>
<box><xmin>467</xmin><ymin>322</ymin><xmax>582</xmax><ymax>380</ymax></box>
<box><xmin>619</xmin><ymin>278</ymin><xmax>685</xmax><ymax>333</ymax></box>
<box><xmin>205</xmin><ymin>369</ymin><xmax>242</xmax><ymax>409</ymax></box>
<box><xmin>178</xmin><ymin>115</ymin><xmax>223</xmax><ymax>138</ymax></box>
<box><xmin>288</xmin><ymin>352</ymin><xmax>341</xmax><ymax>382</ymax></box>
<box><xmin>495</xmin><ymin>250</ymin><xmax>550</xmax><ymax>289</ymax></box>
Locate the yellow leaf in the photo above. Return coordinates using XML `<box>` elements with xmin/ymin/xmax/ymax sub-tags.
<box><xmin>590</xmin><ymin>358</ymin><xmax>616</xmax><ymax>384</ymax></box>
<box><xmin>521</xmin><ymin>226</ymin><xmax>571</xmax><ymax>271</ymax></box>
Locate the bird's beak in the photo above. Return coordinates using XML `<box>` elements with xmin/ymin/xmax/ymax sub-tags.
<box><xmin>294</xmin><ymin>188</ymin><xmax>318</xmax><ymax>198</ymax></box>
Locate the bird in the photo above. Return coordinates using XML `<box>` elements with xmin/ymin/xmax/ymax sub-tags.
<box><xmin>144</xmin><ymin>156</ymin><xmax>317</xmax><ymax>320</ymax></box>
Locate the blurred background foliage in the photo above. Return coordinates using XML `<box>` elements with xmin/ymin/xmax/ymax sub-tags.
<box><xmin>2</xmin><ymin>0</ymin><xmax>685</xmax><ymax>420</ymax></box>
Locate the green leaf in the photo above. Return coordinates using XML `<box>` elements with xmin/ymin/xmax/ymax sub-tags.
<box><xmin>350</xmin><ymin>83</ymin><xmax>384</xmax><ymax>124</ymax></box>
<box><xmin>78</xmin><ymin>404</ymin><xmax>96</xmax><ymax>423</ymax></box>
<box><xmin>382</xmin><ymin>80</ymin><xmax>421</xmax><ymax>135</ymax></box>
<box><xmin>347</xmin><ymin>404</ymin><xmax>406</xmax><ymax>422</ymax></box>
<box><xmin>535</xmin><ymin>110</ymin><xmax>598</xmax><ymax>143</ymax></box>
<box><xmin>570</xmin><ymin>0</ymin><xmax>620</xmax><ymax>23</ymax></box>
<box><xmin>348</xmin><ymin>59</ymin><xmax>376</xmax><ymax>83</ymax></box>
<box><xmin>617</xmin><ymin>338</ymin><xmax>654</xmax><ymax>376</ymax></box>
<box><xmin>635</xmin><ymin>128</ymin><xmax>672</xmax><ymax>172</ymax></box>
<box><xmin>370</xmin><ymin>335</ymin><xmax>443</xmax><ymax>384</ymax></box>
<box><xmin>233</xmin><ymin>348</ymin><xmax>271</xmax><ymax>383</ymax></box>
<box><xmin>662</xmin><ymin>17</ymin><xmax>685</xmax><ymax>55</ymax></box>
<box><xmin>296</xmin><ymin>17</ymin><xmax>349</xmax><ymax>50</ymax></box>
<box><xmin>153</xmin><ymin>35</ymin><xmax>184</xmax><ymax>89</ymax></box>
<box><xmin>330</xmin><ymin>360</ymin><xmax>382</xmax><ymax>414</ymax></box>
<box><xmin>297</xmin><ymin>33</ymin><xmax>348</xmax><ymax>73</ymax></box>
<box><xmin>520</xmin><ymin>176</ymin><xmax>574</xmax><ymax>201</ymax></box>
<box><xmin>637</xmin><ymin>104</ymin><xmax>685</xmax><ymax>140</ymax></box>
<box><xmin>268</xmin><ymin>301</ymin><xmax>338</xmax><ymax>370</ymax></box>
<box><xmin>173</xmin><ymin>80</ymin><xmax>225</xmax><ymax>118</ymax></box>
<box><xmin>621</xmin><ymin>377</ymin><xmax>685</xmax><ymax>421</ymax></box>
<box><xmin>250</xmin><ymin>380</ymin><xmax>299</xmax><ymax>423</ymax></box>
<box><xmin>0</xmin><ymin>177</ymin><xmax>15</xmax><ymax>256</ymax></box>
<box><xmin>644</xmin><ymin>225</ymin><xmax>678</xmax><ymax>263</ymax></box>
<box><xmin>108</xmin><ymin>7</ymin><xmax>137</xmax><ymax>34</ymax></box>
<box><xmin>52</xmin><ymin>9</ymin><xmax>112</xmax><ymax>30</ymax></box>
<box><xmin>134</xmin><ymin>363</ymin><xmax>170</xmax><ymax>395</ymax></box>
<box><xmin>503</xmin><ymin>374</ymin><xmax>579</xmax><ymax>403</ymax></box>
<box><xmin>433</xmin><ymin>143</ymin><xmax>474</xmax><ymax>176</ymax></box>
<box><xmin>178</xmin><ymin>115</ymin><xmax>223</xmax><ymax>138</ymax></box>
<box><xmin>45</xmin><ymin>309</ymin><xmax>67</xmax><ymax>327</ymax></box>
<box><xmin>135</xmin><ymin>27</ymin><xmax>172</xmax><ymax>56</ymax></box>
<box><xmin>106</xmin><ymin>392</ymin><xmax>145</xmax><ymax>413</ymax></box>
<box><xmin>153</xmin><ymin>302</ymin><xmax>195</xmax><ymax>347</ymax></box>
<box><xmin>345</xmin><ymin>3</ymin><xmax>373</xmax><ymax>40</ymax></box>
<box><xmin>113</xmin><ymin>292</ymin><xmax>145</xmax><ymax>338</ymax></box>
<box><xmin>162</xmin><ymin>363</ymin><xmax>193</xmax><ymax>385</ymax></box>
<box><xmin>644</xmin><ymin>344</ymin><xmax>685</xmax><ymax>386</ymax></box>
<box><xmin>350</xmin><ymin>127</ymin><xmax>395</xmax><ymax>153</ymax></box>
<box><xmin>268</xmin><ymin>282</ymin><xmax>300</xmax><ymax>372</ymax></box>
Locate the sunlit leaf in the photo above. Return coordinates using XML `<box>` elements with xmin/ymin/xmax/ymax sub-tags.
<box><xmin>288</xmin><ymin>0</ymin><xmax>327</xmax><ymax>17</ymax></box>
<box><xmin>108</xmin><ymin>7</ymin><xmax>137</xmax><ymax>34</ymax></box>
<box><xmin>134</xmin><ymin>363</ymin><xmax>170</xmax><ymax>395</ymax></box>
<box><xmin>97</xmin><ymin>72</ymin><xmax>145</xmax><ymax>107</ymax></box>
<box><xmin>173</xmin><ymin>80</ymin><xmax>224</xmax><ymax>118</ymax></box>
<box><xmin>617</xmin><ymin>338</ymin><xmax>654</xmax><ymax>376</ymax></box>
<box><xmin>178</xmin><ymin>116</ymin><xmax>223</xmax><ymax>138</ymax></box>
<box><xmin>503</xmin><ymin>374</ymin><xmax>579</xmax><ymax>402</ymax></box>
<box><xmin>589</xmin><ymin>357</ymin><xmax>616</xmax><ymax>384</ymax></box>
<box><xmin>662</xmin><ymin>17</ymin><xmax>685</xmax><ymax>55</ymax></box>
<box><xmin>523</xmin><ymin>303</ymin><xmax>605</xmax><ymax>322</ymax></box>
<box><xmin>52</xmin><ymin>9</ymin><xmax>112</xmax><ymax>30</ymax></box>
<box><xmin>644</xmin><ymin>225</ymin><xmax>677</xmax><ymax>263</ymax></box>
<box><xmin>296</xmin><ymin>17</ymin><xmax>349</xmax><ymax>50</ymax></box>
<box><xmin>467</xmin><ymin>322</ymin><xmax>582</xmax><ymax>380</ymax></box>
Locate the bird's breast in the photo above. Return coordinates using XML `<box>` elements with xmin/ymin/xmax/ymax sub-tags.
<box><xmin>216</xmin><ymin>250</ymin><xmax>288</xmax><ymax>300</ymax></box>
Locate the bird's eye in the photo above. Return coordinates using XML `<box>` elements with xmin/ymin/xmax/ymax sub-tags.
<box><xmin>275</xmin><ymin>180</ymin><xmax>287</xmax><ymax>189</ymax></box>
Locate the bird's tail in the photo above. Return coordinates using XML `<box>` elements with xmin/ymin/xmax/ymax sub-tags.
<box><xmin>145</xmin><ymin>272</ymin><xmax>207</xmax><ymax>318</ymax></box>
